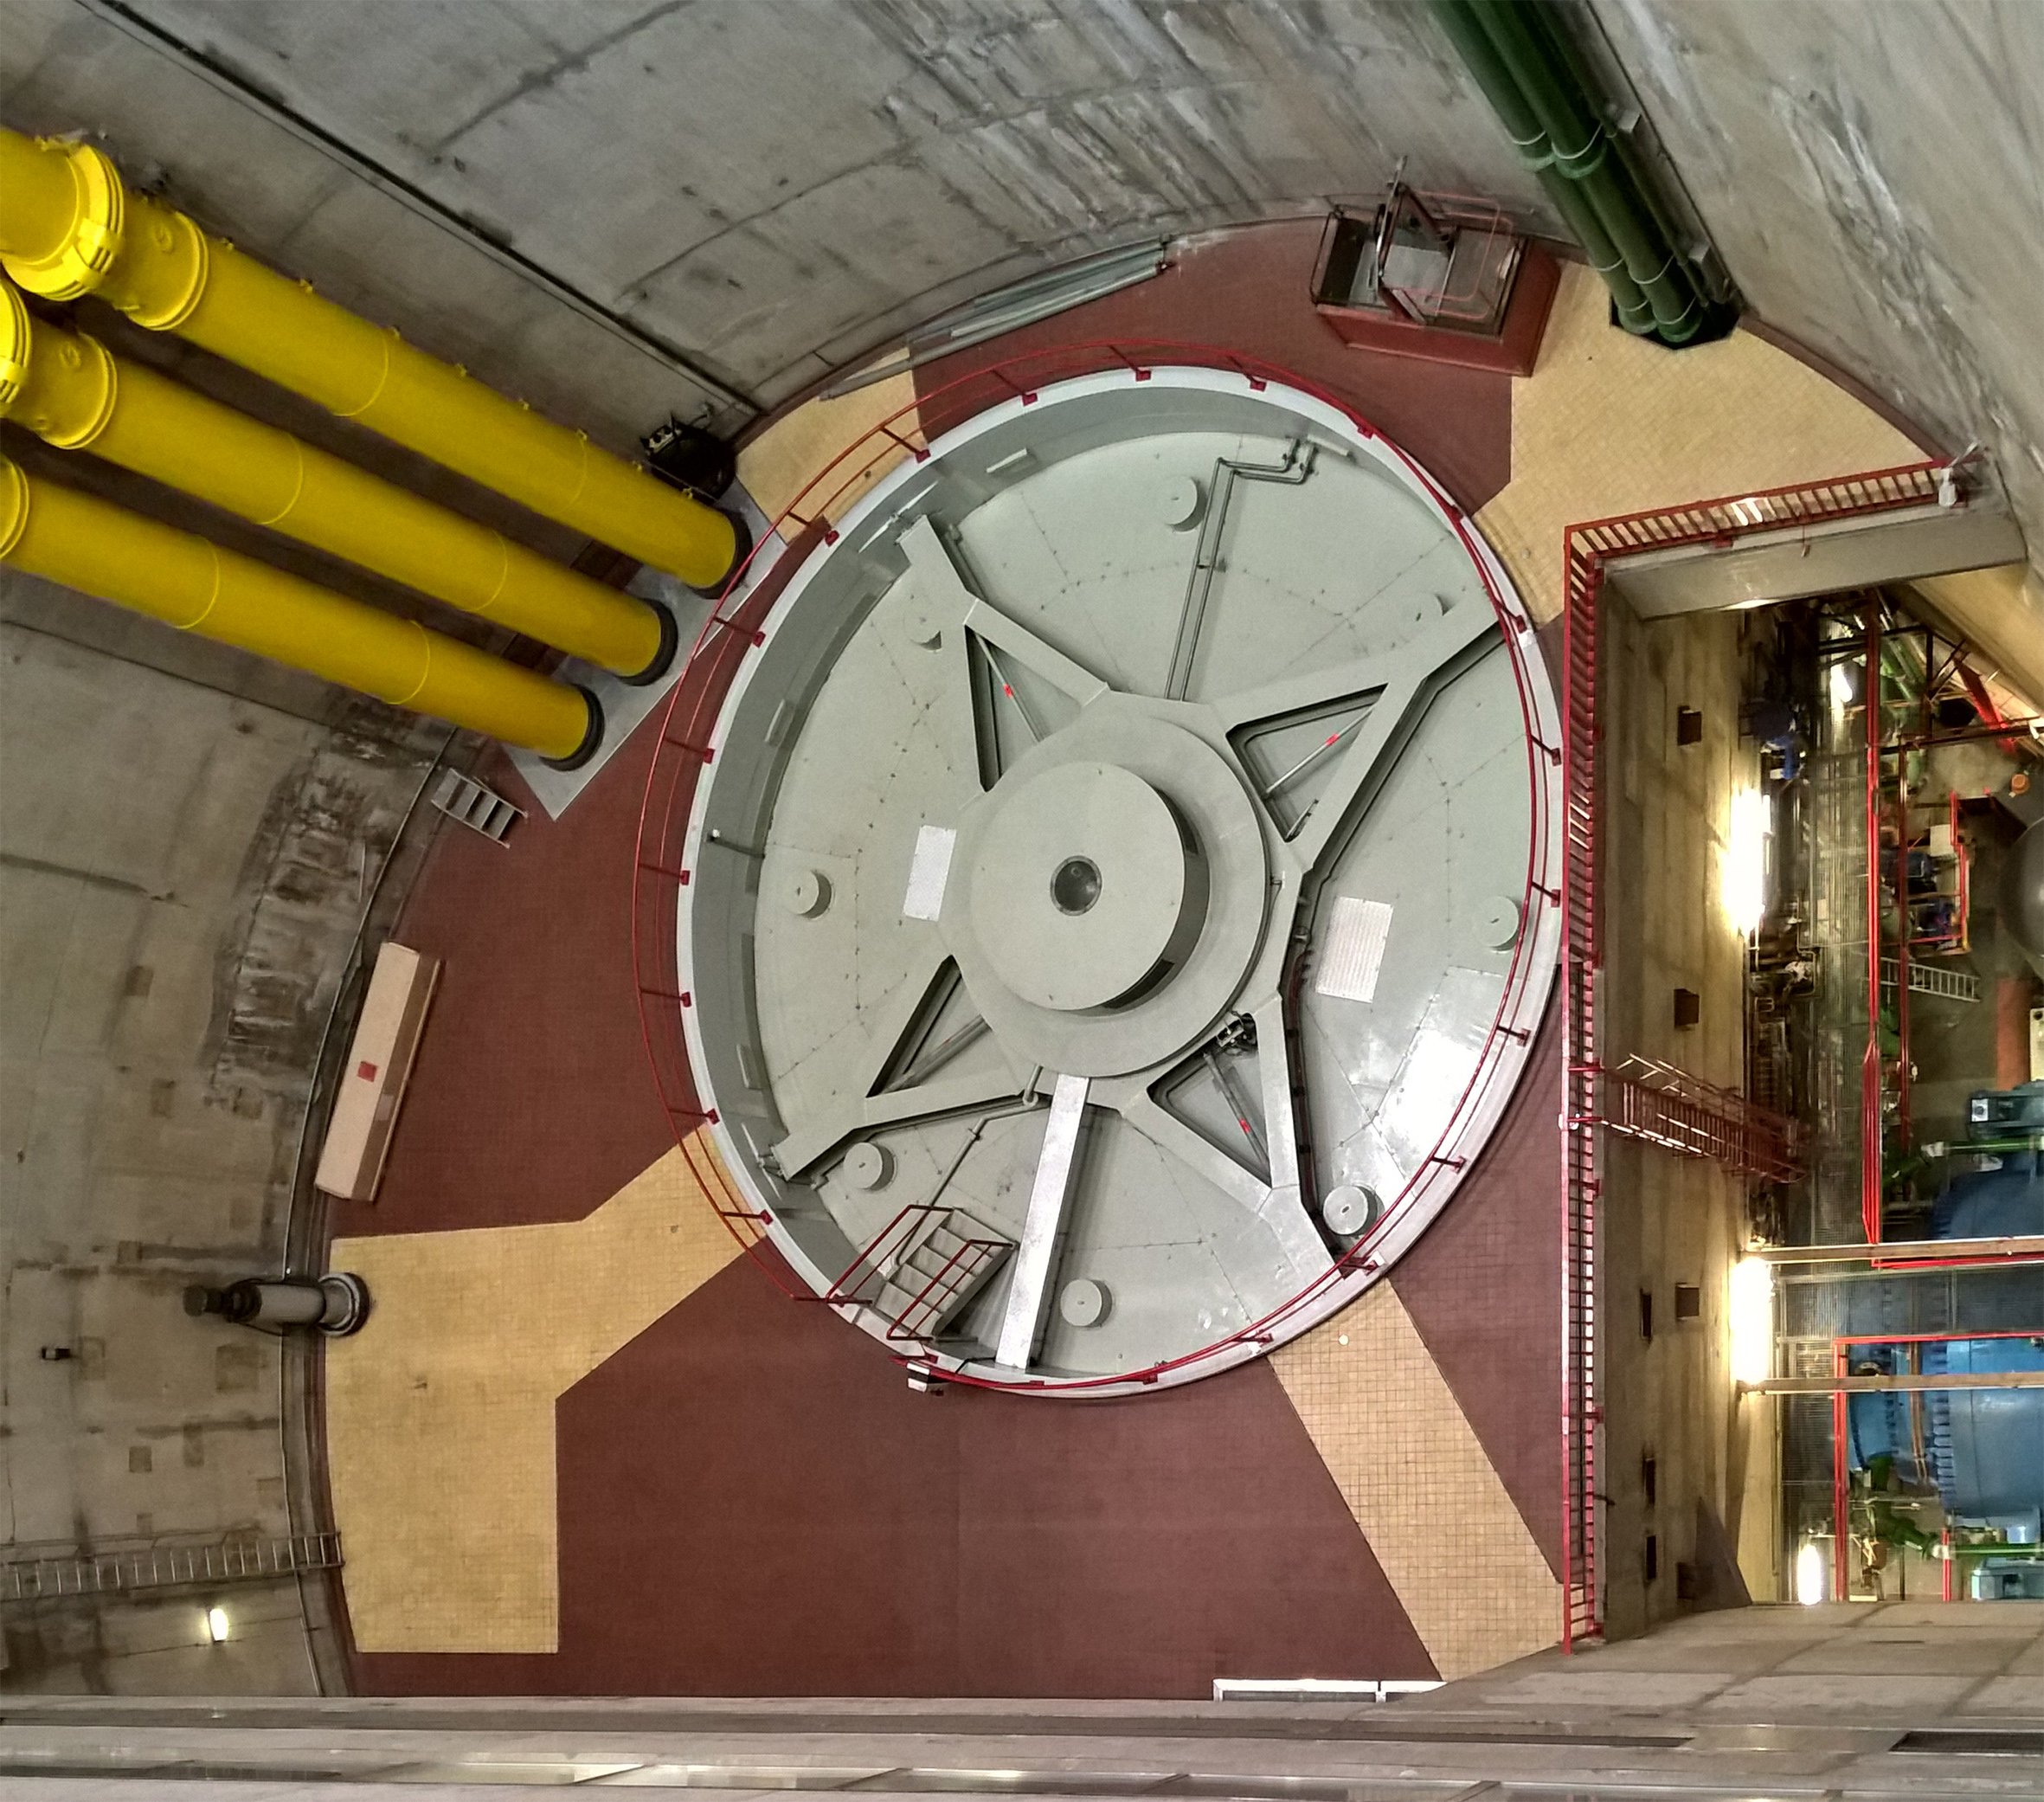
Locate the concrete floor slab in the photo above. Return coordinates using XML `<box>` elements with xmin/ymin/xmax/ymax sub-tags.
<box><xmin>1962</xmin><ymin>1674</ymin><xmax>2044</xmax><ymax>1712</ymax></box>
<box><xmin>1774</xmin><ymin>1634</ymin><xmax>2036</xmax><ymax>1675</ymax></box>
<box><xmin>1701</xmin><ymin>1672</ymin><xmax>1982</xmax><ymax>1714</ymax></box>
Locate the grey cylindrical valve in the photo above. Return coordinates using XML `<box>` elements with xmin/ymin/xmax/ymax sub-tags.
<box><xmin>184</xmin><ymin>1273</ymin><xmax>370</xmax><ymax>1336</ymax></box>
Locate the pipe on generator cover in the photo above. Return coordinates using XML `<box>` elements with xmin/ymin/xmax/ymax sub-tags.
<box><xmin>0</xmin><ymin>284</ymin><xmax>675</xmax><ymax>679</ymax></box>
<box><xmin>0</xmin><ymin>128</ymin><xmax>747</xmax><ymax>590</ymax></box>
<box><xmin>0</xmin><ymin>454</ymin><xmax>601</xmax><ymax>764</ymax></box>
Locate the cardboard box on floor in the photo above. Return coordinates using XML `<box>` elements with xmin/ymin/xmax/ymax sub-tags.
<box><xmin>316</xmin><ymin>941</ymin><xmax>439</xmax><ymax>1202</ymax></box>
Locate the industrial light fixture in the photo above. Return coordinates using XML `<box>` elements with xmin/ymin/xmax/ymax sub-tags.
<box><xmin>205</xmin><ymin>1606</ymin><xmax>230</xmax><ymax>1644</ymax></box>
<box><xmin>1829</xmin><ymin>659</ymin><xmax>1857</xmax><ymax>708</ymax></box>
<box><xmin>1728</xmin><ymin>1255</ymin><xmax>1774</xmax><ymax>1385</ymax></box>
<box><xmin>1795</xmin><ymin>1540</ymin><xmax>1828</xmax><ymax>1606</ymax></box>
<box><xmin>1722</xmin><ymin>788</ymin><xmax>1771</xmax><ymax>937</ymax></box>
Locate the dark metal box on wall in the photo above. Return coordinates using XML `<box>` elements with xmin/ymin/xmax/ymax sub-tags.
<box><xmin>1312</xmin><ymin>179</ymin><xmax>1559</xmax><ymax>377</ymax></box>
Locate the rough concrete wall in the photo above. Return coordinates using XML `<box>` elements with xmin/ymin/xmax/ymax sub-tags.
<box><xmin>0</xmin><ymin>611</ymin><xmax>441</xmax><ymax>1689</ymax></box>
<box><xmin>7</xmin><ymin>0</ymin><xmax>1558</xmax><ymax>431</ymax></box>
<box><xmin>1587</xmin><ymin>0</ymin><xmax>2044</xmax><ymax>585</ymax></box>
<box><xmin>0</xmin><ymin>0</ymin><xmax>737</xmax><ymax>448</ymax></box>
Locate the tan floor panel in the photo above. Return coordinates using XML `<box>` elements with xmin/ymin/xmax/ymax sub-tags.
<box><xmin>736</xmin><ymin>372</ymin><xmax>923</xmax><ymax>530</ymax></box>
<box><xmin>1273</xmin><ymin>1284</ymin><xmax>1560</xmax><ymax>1680</ymax></box>
<box><xmin>325</xmin><ymin>1135</ymin><xmax>742</xmax><ymax>1652</ymax></box>
<box><xmin>1478</xmin><ymin>265</ymin><xmax>1924</xmax><ymax>624</ymax></box>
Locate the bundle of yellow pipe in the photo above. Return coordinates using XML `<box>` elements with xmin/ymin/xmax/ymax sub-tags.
<box><xmin>0</xmin><ymin>281</ymin><xmax>670</xmax><ymax>679</ymax></box>
<box><xmin>0</xmin><ymin>453</ymin><xmax>599</xmax><ymax>763</ymax></box>
<box><xmin>0</xmin><ymin>128</ymin><xmax>743</xmax><ymax>590</ymax></box>
<box><xmin>0</xmin><ymin>124</ymin><xmax>769</xmax><ymax>763</ymax></box>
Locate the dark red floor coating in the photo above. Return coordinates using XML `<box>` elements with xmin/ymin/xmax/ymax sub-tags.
<box><xmin>1390</xmin><ymin>996</ymin><xmax>1565</xmax><ymax>1577</ymax></box>
<box><xmin>330</xmin><ymin>723</ymin><xmax>673</xmax><ymax>1239</ymax></box>
<box><xmin>350</xmin><ymin>1257</ymin><xmax>1435</xmax><ymax>1697</ymax></box>
<box><xmin>911</xmin><ymin>220</ymin><xmax>1514</xmax><ymax>516</ymax></box>
<box><xmin>337</xmin><ymin>219</ymin><xmax>1557</xmax><ymax>1695</ymax></box>
<box><xmin>335</xmin><ymin>524</ymin><xmax>820</xmax><ymax>1240</ymax></box>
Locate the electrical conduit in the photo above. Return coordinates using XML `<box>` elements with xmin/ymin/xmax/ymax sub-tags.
<box><xmin>0</xmin><ymin>285</ymin><xmax>672</xmax><ymax>679</ymax></box>
<box><xmin>0</xmin><ymin>128</ymin><xmax>747</xmax><ymax>590</ymax></box>
<box><xmin>0</xmin><ymin>455</ymin><xmax>601</xmax><ymax>764</ymax></box>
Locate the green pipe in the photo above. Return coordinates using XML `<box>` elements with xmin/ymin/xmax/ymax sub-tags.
<box><xmin>1527</xmin><ymin>2</ymin><xmax>1708</xmax><ymax>294</ymax></box>
<box><xmin>1427</xmin><ymin>0</ymin><xmax>1653</xmax><ymax>331</ymax></box>
<box><xmin>1430</xmin><ymin>0</ymin><xmax>1712</xmax><ymax>344</ymax></box>
<box><xmin>1466</xmin><ymin>0</ymin><xmax>1705</xmax><ymax>341</ymax></box>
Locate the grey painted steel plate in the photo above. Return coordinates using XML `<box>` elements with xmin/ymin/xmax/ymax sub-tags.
<box><xmin>678</xmin><ymin>368</ymin><xmax>1561</xmax><ymax>1395</ymax></box>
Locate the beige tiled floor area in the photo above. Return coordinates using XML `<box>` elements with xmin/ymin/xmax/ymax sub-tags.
<box><xmin>1272</xmin><ymin>1284</ymin><xmax>1560</xmax><ymax>1680</ymax></box>
<box><xmin>736</xmin><ymin>371</ymin><xmax>923</xmax><ymax>529</ymax></box>
<box><xmin>1477</xmin><ymin>265</ymin><xmax>1923</xmax><ymax>624</ymax></box>
<box><xmin>325</xmin><ymin>1135</ymin><xmax>742</xmax><ymax>1652</ymax></box>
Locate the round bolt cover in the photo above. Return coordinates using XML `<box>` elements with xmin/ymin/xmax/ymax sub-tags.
<box><xmin>1321</xmin><ymin>1184</ymin><xmax>1380</xmax><ymax>1238</ymax></box>
<box><xmin>787</xmin><ymin>868</ymin><xmax>832</xmax><ymax>917</ymax></box>
<box><xmin>1478</xmin><ymin>894</ymin><xmax>1523</xmax><ymax>950</ymax></box>
<box><xmin>1059</xmin><ymin>1277</ymin><xmax>1110</xmax><ymax>1327</ymax></box>
<box><xmin>1158</xmin><ymin>475</ymin><xmax>1204</xmax><ymax>531</ymax></box>
<box><xmin>842</xmin><ymin>1140</ymin><xmax>894</xmax><ymax>1191</ymax></box>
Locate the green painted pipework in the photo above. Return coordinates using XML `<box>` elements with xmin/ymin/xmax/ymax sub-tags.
<box><xmin>1528</xmin><ymin>2</ymin><xmax>1702</xmax><ymax>289</ymax></box>
<box><xmin>1469</xmin><ymin>0</ymin><xmax>1708</xmax><ymax>341</ymax></box>
<box><xmin>1424</xmin><ymin>0</ymin><xmax>1653</xmax><ymax>332</ymax></box>
<box><xmin>1430</xmin><ymin>0</ymin><xmax>1714</xmax><ymax>345</ymax></box>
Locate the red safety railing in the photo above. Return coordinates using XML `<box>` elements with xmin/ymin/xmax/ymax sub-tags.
<box><xmin>633</xmin><ymin>338</ymin><xmax>1564</xmax><ymax>1372</ymax></box>
<box><xmin>1863</xmin><ymin>602</ymin><xmax>1888</xmax><ymax>1244</ymax></box>
<box><xmin>1558</xmin><ymin>454</ymin><xmax>1948</xmax><ymax>1651</ymax></box>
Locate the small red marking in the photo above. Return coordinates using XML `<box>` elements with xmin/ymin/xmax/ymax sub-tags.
<box><xmin>1002</xmin><ymin>684</ymin><xmax>1014</xmax><ymax>697</ymax></box>
<box><xmin>1325</xmin><ymin>732</ymin><xmax>1340</xmax><ymax>746</ymax></box>
<box><xmin>1237</xmin><ymin>1118</ymin><xmax>1250</xmax><ymax>1133</ymax></box>
<box><xmin>357</xmin><ymin>1061</ymin><xmax>378</xmax><ymax>1082</ymax></box>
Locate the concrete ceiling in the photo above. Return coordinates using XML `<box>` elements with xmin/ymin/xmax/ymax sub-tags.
<box><xmin>4</xmin><ymin>0</ymin><xmax>1558</xmax><ymax>439</ymax></box>
<box><xmin>1590</xmin><ymin>0</ymin><xmax>2044</xmax><ymax>595</ymax></box>
<box><xmin>1</xmin><ymin>0</ymin><xmax>2036</xmax><ymax>556</ymax></box>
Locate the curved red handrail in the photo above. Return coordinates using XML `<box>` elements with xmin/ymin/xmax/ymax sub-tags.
<box><xmin>629</xmin><ymin>337</ymin><xmax>1563</xmax><ymax>1361</ymax></box>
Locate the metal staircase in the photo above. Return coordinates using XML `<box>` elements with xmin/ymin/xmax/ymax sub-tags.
<box><xmin>829</xmin><ymin>1204</ymin><xmax>1013</xmax><ymax>1344</ymax></box>
<box><xmin>1600</xmin><ymin>1052</ymin><xmax>1803</xmax><ymax>1183</ymax></box>
<box><xmin>431</xmin><ymin>767</ymin><xmax>523</xmax><ymax>844</ymax></box>
<box><xmin>1880</xmin><ymin>957</ymin><xmax>1981</xmax><ymax>1003</ymax></box>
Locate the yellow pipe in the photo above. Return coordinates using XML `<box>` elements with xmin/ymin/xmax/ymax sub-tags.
<box><xmin>0</xmin><ymin>289</ymin><xmax>672</xmax><ymax>679</ymax></box>
<box><xmin>0</xmin><ymin>455</ymin><xmax>600</xmax><ymax>763</ymax></box>
<box><xmin>0</xmin><ymin>128</ymin><xmax>744</xmax><ymax>589</ymax></box>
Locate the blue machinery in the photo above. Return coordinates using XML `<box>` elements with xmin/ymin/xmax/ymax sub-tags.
<box><xmin>1843</xmin><ymin>1104</ymin><xmax>2044</xmax><ymax>1598</ymax></box>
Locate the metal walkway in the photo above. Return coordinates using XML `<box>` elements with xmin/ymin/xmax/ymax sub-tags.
<box><xmin>1600</xmin><ymin>1052</ymin><xmax>1804</xmax><ymax>1183</ymax></box>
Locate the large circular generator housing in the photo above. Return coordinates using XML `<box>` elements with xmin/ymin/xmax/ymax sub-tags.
<box><xmin>680</xmin><ymin>365</ymin><xmax>1560</xmax><ymax>1393</ymax></box>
